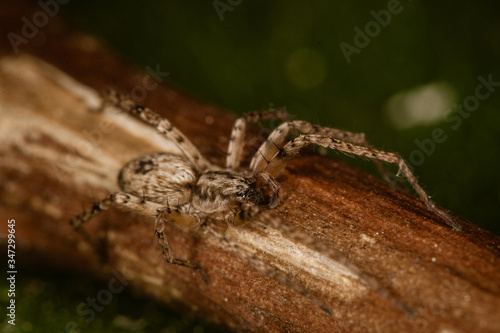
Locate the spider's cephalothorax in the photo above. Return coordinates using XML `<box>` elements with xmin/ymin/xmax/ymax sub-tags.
<box><xmin>70</xmin><ymin>89</ymin><xmax>461</xmax><ymax>286</ymax></box>
<box><xmin>118</xmin><ymin>152</ymin><xmax>277</xmax><ymax>216</ymax></box>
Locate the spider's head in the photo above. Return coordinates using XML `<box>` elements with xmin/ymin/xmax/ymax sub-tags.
<box><xmin>226</xmin><ymin>171</ymin><xmax>280</xmax><ymax>210</ymax></box>
<box><xmin>193</xmin><ymin>171</ymin><xmax>279</xmax><ymax>214</ymax></box>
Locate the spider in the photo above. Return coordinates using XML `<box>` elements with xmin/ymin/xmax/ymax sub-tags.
<box><xmin>70</xmin><ymin>89</ymin><xmax>462</xmax><ymax>287</ymax></box>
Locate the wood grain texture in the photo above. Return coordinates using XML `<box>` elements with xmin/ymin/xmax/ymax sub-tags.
<box><xmin>1</xmin><ymin>2</ymin><xmax>499</xmax><ymax>332</ymax></box>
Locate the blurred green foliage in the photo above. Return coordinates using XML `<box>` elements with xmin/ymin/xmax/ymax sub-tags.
<box><xmin>0</xmin><ymin>271</ymin><xmax>222</xmax><ymax>332</ymax></box>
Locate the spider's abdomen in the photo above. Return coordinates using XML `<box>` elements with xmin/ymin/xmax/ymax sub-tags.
<box><xmin>118</xmin><ymin>152</ymin><xmax>198</xmax><ymax>205</ymax></box>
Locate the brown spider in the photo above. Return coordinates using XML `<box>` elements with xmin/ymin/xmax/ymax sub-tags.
<box><xmin>70</xmin><ymin>89</ymin><xmax>461</xmax><ymax>289</ymax></box>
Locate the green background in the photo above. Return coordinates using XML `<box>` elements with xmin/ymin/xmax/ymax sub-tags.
<box><xmin>63</xmin><ymin>0</ymin><xmax>500</xmax><ymax>234</ymax></box>
<box><xmin>2</xmin><ymin>1</ymin><xmax>500</xmax><ymax>332</ymax></box>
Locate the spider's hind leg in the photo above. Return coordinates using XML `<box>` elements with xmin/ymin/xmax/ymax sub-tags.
<box><xmin>70</xmin><ymin>192</ymin><xmax>161</xmax><ymax>262</ymax></box>
<box><xmin>100</xmin><ymin>89</ymin><xmax>211</xmax><ymax>170</ymax></box>
<box><xmin>71</xmin><ymin>193</ymin><xmax>211</xmax><ymax>283</ymax></box>
<box><xmin>70</xmin><ymin>192</ymin><xmax>163</xmax><ymax>235</ymax></box>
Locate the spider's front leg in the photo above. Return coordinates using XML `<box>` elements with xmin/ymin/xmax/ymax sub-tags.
<box><xmin>264</xmin><ymin>134</ymin><xmax>462</xmax><ymax>231</ymax></box>
<box><xmin>226</xmin><ymin>108</ymin><xmax>291</xmax><ymax>170</ymax></box>
<box><xmin>250</xmin><ymin>120</ymin><xmax>399</xmax><ymax>186</ymax></box>
<box><xmin>155</xmin><ymin>208</ymin><xmax>211</xmax><ymax>284</ymax></box>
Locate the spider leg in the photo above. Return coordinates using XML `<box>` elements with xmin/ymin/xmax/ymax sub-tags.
<box><xmin>70</xmin><ymin>192</ymin><xmax>162</xmax><ymax>244</ymax></box>
<box><xmin>102</xmin><ymin>89</ymin><xmax>211</xmax><ymax>170</ymax></box>
<box><xmin>250</xmin><ymin>121</ymin><xmax>397</xmax><ymax>186</ymax></box>
<box><xmin>70</xmin><ymin>193</ymin><xmax>210</xmax><ymax>283</ymax></box>
<box><xmin>226</xmin><ymin>108</ymin><xmax>290</xmax><ymax>170</ymax></box>
<box><xmin>155</xmin><ymin>208</ymin><xmax>210</xmax><ymax>284</ymax></box>
<box><xmin>263</xmin><ymin>134</ymin><xmax>462</xmax><ymax>231</ymax></box>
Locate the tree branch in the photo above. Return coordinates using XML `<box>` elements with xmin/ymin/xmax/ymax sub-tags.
<box><xmin>1</xmin><ymin>2</ymin><xmax>499</xmax><ymax>332</ymax></box>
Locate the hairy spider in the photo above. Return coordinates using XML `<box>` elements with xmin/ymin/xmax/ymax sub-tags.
<box><xmin>70</xmin><ymin>89</ymin><xmax>461</xmax><ymax>286</ymax></box>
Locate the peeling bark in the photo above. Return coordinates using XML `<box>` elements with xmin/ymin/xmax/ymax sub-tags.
<box><xmin>1</xmin><ymin>2</ymin><xmax>500</xmax><ymax>332</ymax></box>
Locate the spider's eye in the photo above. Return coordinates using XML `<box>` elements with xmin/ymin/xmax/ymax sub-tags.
<box><xmin>235</xmin><ymin>185</ymin><xmax>245</xmax><ymax>197</ymax></box>
<box><xmin>244</xmin><ymin>186</ymin><xmax>264</xmax><ymax>205</ymax></box>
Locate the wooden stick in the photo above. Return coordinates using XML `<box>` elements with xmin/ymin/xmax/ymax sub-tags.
<box><xmin>1</xmin><ymin>2</ymin><xmax>499</xmax><ymax>332</ymax></box>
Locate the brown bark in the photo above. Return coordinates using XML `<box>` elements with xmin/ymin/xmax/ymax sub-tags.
<box><xmin>1</xmin><ymin>2</ymin><xmax>500</xmax><ymax>332</ymax></box>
